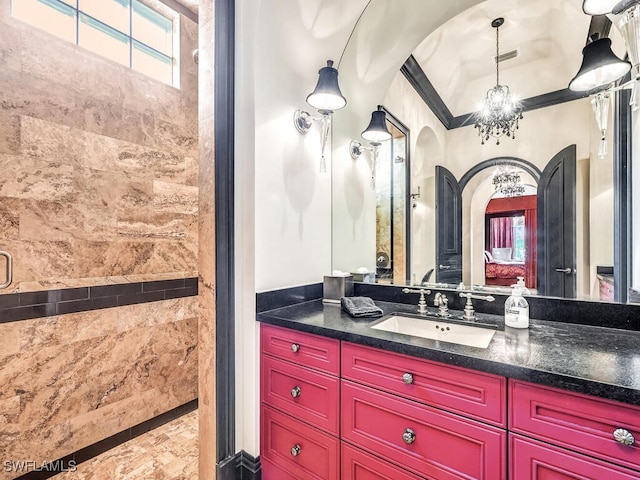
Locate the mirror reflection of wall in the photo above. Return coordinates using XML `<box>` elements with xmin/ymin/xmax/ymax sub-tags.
<box><xmin>331</xmin><ymin>0</ymin><xmax>636</xmax><ymax>304</ymax></box>
<box><xmin>375</xmin><ymin>111</ymin><xmax>409</xmax><ymax>285</ymax></box>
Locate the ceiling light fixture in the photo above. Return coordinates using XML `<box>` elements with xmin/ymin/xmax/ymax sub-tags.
<box><xmin>474</xmin><ymin>18</ymin><xmax>523</xmax><ymax>146</ymax></box>
<box><xmin>294</xmin><ymin>60</ymin><xmax>347</xmax><ymax>172</ymax></box>
<box><xmin>492</xmin><ymin>167</ymin><xmax>525</xmax><ymax>197</ymax></box>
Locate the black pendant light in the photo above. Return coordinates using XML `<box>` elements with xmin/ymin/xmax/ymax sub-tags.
<box><xmin>568</xmin><ymin>37</ymin><xmax>631</xmax><ymax>91</ymax></box>
<box><xmin>305</xmin><ymin>60</ymin><xmax>347</xmax><ymax>113</ymax></box>
<box><xmin>361</xmin><ymin>106</ymin><xmax>392</xmax><ymax>143</ymax></box>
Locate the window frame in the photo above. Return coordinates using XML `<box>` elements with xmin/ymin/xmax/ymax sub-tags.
<box><xmin>11</xmin><ymin>0</ymin><xmax>179</xmax><ymax>87</ymax></box>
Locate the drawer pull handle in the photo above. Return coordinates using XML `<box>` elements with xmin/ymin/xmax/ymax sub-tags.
<box><xmin>290</xmin><ymin>386</ymin><xmax>301</xmax><ymax>398</ymax></box>
<box><xmin>291</xmin><ymin>444</ymin><xmax>301</xmax><ymax>457</ymax></box>
<box><xmin>291</xmin><ymin>343</ymin><xmax>300</xmax><ymax>353</ymax></box>
<box><xmin>613</xmin><ymin>428</ymin><xmax>635</xmax><ymax>446</ymax></box>
<box><xmin>402</xmin><ymin>428</ymin><xmax>416</xmax><ymax>445</ymax></box>
<box><xmin>402</xmin><ymin>373</ymin><xmax>414</xmax><ymax>385</ymax></box>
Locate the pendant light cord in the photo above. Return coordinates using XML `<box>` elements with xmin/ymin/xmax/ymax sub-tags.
<box><xmin>495</xmin><ymin>22</ymin><xmax>500</xmax><ymax>87</ymax></box>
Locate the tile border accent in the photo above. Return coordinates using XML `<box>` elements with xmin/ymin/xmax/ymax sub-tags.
<box><xmin>0</xmin><ymin>278</ymin><xmax>198</xmax><ymax>323</ymax></box>
<box><xmin>14</xmin><ymin>399</ymin><xmax>198</xmax><ymax>480</ymax></box>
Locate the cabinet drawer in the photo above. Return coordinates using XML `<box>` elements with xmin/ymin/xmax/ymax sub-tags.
<box><xmin>261</xmin><ymin>324</ymin><xmax>340</xmax><ymax>375</ymax></box>
<box><xmin>510</xmin><ymin>380</ymin><xmax>640</xmax><ymax>472</ymax></box>
<box><xmin>341</xmin><ymin>380</ymin><xmax>506</xmax><ymax>480</ymax></box>
<box><xmin>342</xmin><ymin>342</ymin><xmax>506</xmax><ymax>427</ymax></box>
<box><xmin>261</xmin><ymin>405</ymin><xmax>340</xmax><ymax>480</ymax></box>
<box><xmin>342</xmin><ymin>442</ymin><xmax>424</xmax><ymax>480</ymax></box>
<box><xmin>510</xmin><ymin>434</ymin><xmax>640</xmax><ymax>480</ymax></box>
<box><xmin>261</xmin><ymin>355</ymin><xmax>340</xmax><ymax>435</ymax></box>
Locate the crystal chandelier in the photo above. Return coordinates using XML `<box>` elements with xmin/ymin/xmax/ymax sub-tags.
<box><xmin>492</xmin><ymin>167</ymin><xmax>525</xmax><ymax>197</ymax></box>
<box><xmin>475</xmin><ymin>18</ymin><xmax>523</xmax><ymax>145</ymax></box>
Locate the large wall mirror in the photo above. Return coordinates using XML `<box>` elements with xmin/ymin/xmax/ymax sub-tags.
<box><xmin>331</xmin><ymin>0</ymin><xmax>638</xmax><ymax>305</ymax></box>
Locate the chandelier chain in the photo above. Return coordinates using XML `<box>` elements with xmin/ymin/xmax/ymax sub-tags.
<box><xmin>495</xmin><ymin>22</ymin><xmax>499</xmax><ymax>86</ymax></box>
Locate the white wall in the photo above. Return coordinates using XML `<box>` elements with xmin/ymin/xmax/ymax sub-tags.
<box><xmin>235</xmin><ymin>0</ymin><xmax>370</xmax><ymax>457</ymax></box>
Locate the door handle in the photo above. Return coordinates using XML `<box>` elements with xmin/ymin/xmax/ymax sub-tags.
<box><xmin>555</xmin><ymin>267</ymin><xmax>573</xmax><ymax>274</ymax></box>
<box><xmin>439</xmin><ymin>265</ymin><xmax>451</xmax><ymax>270</ymax></box>
<box><xmin>0</xmin><ymin>251</ymin><xmax>12</xmax><ymax>289</ymax></box>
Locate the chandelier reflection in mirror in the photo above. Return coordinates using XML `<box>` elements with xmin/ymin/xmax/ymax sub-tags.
<box><xmin>492</xmin><ymin>167</ymin><xmax>525</xmax><ymax>197</ymax></box>
<box><xmin>474</xmin><ymin>18</ymin><xmax>523</xmax><ymax>145</ymax></box>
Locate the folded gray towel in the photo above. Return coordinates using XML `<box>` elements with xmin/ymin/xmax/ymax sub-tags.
<box><xmin>341</xmin><ymin>296</ymin><xmax>383</xmax><ymax>318</ymax></box>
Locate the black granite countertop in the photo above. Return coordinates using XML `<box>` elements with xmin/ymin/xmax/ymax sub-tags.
<box><xmin>257</xmin><ymin>299</ymin><xmax>640</xmax><ymax>407</ymax></box>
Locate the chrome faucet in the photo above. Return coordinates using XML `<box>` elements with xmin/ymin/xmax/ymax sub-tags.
<box><xmin>434</xmin><ymin>292</ymin><xmax>450</xmax><ymax>317</ymax></box>
<box><xmin>459</xmin><ymin>292</ymin><xmax>495</xmax><ymax>321</ymax></box>
<box><xmin>402</xmin><ymin>288</ymin><xmax>431</xmax><ymax>314</ymax></box>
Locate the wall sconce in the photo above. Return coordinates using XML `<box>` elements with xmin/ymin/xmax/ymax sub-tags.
<box><xmin>349</xmin><ymin>106</ymin><xmax>392</xmax><ymax>188</ymax></box>
<box><xmin>572</xmin><ymin>1</ymin><xmax>640</xmax><ymax>155</ymax></box>
<box><xmin>294</xmin><ymin>60</ymin><xmax>347</xmax><ymax>172</ymax></box>
<box><xmin>568</xmin><ymin>35</ymin><xmax>631</xmax><ymax>92</ymax></box>
<box><xmin>410</xmin><ymin>186</ymin><xmax>421</xmax><ymax>208</ymax></box>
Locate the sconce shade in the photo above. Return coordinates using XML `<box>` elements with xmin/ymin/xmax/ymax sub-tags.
<box><xmin>582</xmin><ymin>0</ymin><xmax>618</xmax><ymax>14</ymax></box>
<box><xmin>568</xmin><ymin>37</ymin><xmax>631</xmax><ymax>91</ymax></box>
<box><xmin>306</xmin><ymin>60</ymin><xmax>347</xmax><ymax>112</ymax></box>
<box><xmin>361</xmin><ymin>107</ymin><xmax>392</xmax><ymax>143</ymax></box>
<box><xmin>583</xmin><ymin>0</ymin><xmax>640</xmax><ymax>14</ymax></box>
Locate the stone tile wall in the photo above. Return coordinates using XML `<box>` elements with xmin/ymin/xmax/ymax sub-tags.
<box><xmin>0</xmin><ymin>0</ymin><xmax>198</xmax><ymax>294</ymax></box>
<box><xmin>0</xmin><ymin>0</ymin><xmax>199</xmax><ymax>474</ymax></box>
<box><xmin>0</xmin><ymin>296</ymin><xmax>198</xmax><ymax>477</ymax></box>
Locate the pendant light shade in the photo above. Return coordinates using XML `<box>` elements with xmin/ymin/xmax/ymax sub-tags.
<box><xmin>582</xmin><ymin>0</ymin><xmax>619</xmax><ymax>14</ymax></box>
<box><xmin>583</xmin><ymin>0</ymin><xmax>640</xmax><ymax>14</ymax></box>
<box><xmin>305</xmin><ymin>60</ymin><xmax>347</xmax><ymax>113</ymax></box>
<box><xmin>568</xmin><ymin>37</ymin><xmax>631</xmax><ymax>91</ymax></box>
<box><xmin>361</xmin><ymin>106</ymin><xmax>392</xmax><ymax>143</ymax></box>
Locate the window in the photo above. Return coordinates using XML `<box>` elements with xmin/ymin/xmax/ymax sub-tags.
<box><xmin>11</xmin><ymin>0</ymin><xmax>178</xmax><ymax>86</ymax></box>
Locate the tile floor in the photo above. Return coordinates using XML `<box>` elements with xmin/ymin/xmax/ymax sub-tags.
<box><xmin>52</xmin><ymin>411</ymin><xmax>198</xmax><ymax>480</ymax></box>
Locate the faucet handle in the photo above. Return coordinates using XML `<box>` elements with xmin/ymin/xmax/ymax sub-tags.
<box><xmin>402</xmin><ymin>288</ymin><xmax>431</xmax><ymax>295</ymax></box>
<box><xmin>402</xmin><ymin>288</ymin><xmax>431</xmax><ymax>314</ymax></box>
<box><xmin>459</xmin><ymin>292</ymin><xmax>495</xmax><ymax>302</ymax></box>
<box><xmin>459</xmin><ymin>293</ymin><xmax>495</xmax><ymax>320</ymax></box>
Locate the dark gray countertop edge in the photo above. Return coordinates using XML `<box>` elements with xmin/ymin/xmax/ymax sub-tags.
<box><xmin>257</xmin><ymin>301</ymin><xmax>640</xmax><ymax>408</ymax></box>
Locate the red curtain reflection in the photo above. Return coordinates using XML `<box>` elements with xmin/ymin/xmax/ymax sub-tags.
<box><xmin>486</xmin><ymin>195</ymin><xmax>537</xmax><ymax>289</ymax></box>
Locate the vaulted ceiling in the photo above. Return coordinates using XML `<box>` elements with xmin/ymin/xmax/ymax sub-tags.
<box><xmin>409</xmin><ymin>0</ymin><xmax>624</xmax><ymax>117</ymax></box>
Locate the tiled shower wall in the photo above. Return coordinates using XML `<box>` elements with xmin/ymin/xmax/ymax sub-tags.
<box><xmin>0</xmin><ymin>0</ymin><xmax>199</xmax><ymax>473</ymax></box>
<box><xmin>0</xmin><ymin>2</ymin><xmax>198</xmax><ymax>292</ymax></box>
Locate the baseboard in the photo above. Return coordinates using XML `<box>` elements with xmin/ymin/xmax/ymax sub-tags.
<box><xmin>236</xmin><ymin>450</ymin><xmax>261</xmax><ymax>480</ymax></box>
<box><xmin>14</xmin><ymin>399</ymin><xmax>198</xmax><ymax>480</ymax></box>
<box><xmin>216</xmin><ymin>450</ymin><xmax>261</xmax><ymax>480</ymax></box>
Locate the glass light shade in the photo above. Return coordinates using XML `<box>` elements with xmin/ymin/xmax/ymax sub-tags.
<box><xmin>361</xmin><ymin>107</ymin><xmax>392</xmax><ymax>143</ymax></box>
<box><xmin>568</xmin><ymin>38</ymin><xmax>631</xmax><ymax>91</ymax></box>
<box><xmin>618</xmin><ymin>4</ymin><xmax>640</xmax><ymax>80</ymax></box>
<box><xmin>305</xmin><ymin>60</ymin><xmax>347</xmax><ymax>112</ymax></box>
<box><xmin>582</xmin><ymin>0</ymin><xmax>618</xmax><ymax>14</ymax></box>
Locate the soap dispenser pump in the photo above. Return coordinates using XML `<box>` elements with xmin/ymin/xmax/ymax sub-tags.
<box><xmin>505</xmin><ymin>277</ymin><xmax>529</xmax><ymax>328</ymax></box>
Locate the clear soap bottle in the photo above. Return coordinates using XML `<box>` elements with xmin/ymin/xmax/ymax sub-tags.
<box><xmin>505</xmin><ymin>277</ymin><xmax>529</xmax><ymax>328</ymax></box>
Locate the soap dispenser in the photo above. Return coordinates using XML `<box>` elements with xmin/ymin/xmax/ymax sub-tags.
<box><xmin>505</xmin><ymin>277</ymin><xmax>529</xmax><ymax>328</ymax></box>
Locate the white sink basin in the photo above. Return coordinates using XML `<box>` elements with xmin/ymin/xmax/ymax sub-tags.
<box><xmin>369</xmin><ymin>315</ymin><xmax>496</xmax><ymax>348</ymax></box>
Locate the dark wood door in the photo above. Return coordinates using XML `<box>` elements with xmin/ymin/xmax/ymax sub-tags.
<box><xmin>435</xmin><ymin>166</ymin><xmax>462</xmax><ymax>284</ymax></box>
<box><xmin>536</xmin><ymin>145</ymin><xmax>576</xmax><ymax>298</ymax></box>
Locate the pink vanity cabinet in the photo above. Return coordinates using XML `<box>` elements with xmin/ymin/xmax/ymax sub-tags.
<box><xmin>341</xmin><ymin>342</ymin><xmax>507</xmax><ymax>480</ymax></box>
<box><xmin>260</xmin><ymin>324</ymin><xmax>341</xmax><ymax>479</ymax></box>
<box><xmin>260</xmin><ymin>322</ymin><xmax>640</xmax><ymax>480</ymax></box>
<box><xmin>509</xmin><ymin>380</ymin><xmax>640</xmax><ymax>479</ymax></box>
